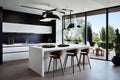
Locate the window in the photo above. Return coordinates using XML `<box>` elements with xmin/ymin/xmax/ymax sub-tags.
<box><xmin>62</xmin><ymin>6</ymin><xmax>120</xmax><ymax>61</ymax></box>
<box><xmin>87</xmin><ymin>10</ymin><xmax>106</xmax><ymax>59</ymax></box>
<box><xmin>63</xmin><ymin>16</ymin><xmax>85</xmax><ymax>44</ymax></box>
<box><xmin>108</xmin><ymin>7</ymin><xmax>120</xmax><ymax>60</ymax></box>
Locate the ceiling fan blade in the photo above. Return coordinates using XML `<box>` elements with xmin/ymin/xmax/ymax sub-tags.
<box><xmin>21</xmin><ymin>5</ymin><xmax>47</xmax><ymax>11</ymax></box>
<box><xmin>62</xmin><ymin>9</ymin><xmax>73</xmax><ymax>12</ymax></box>
<box><xmin>59</xmin><ymin>11</ymin><xmax>65</xmax><ymax>14</ymax></box>
<box><xmin>49</xmin><ymin>8</ymin><xmax>57</xmax><ymax>11</ymax></box>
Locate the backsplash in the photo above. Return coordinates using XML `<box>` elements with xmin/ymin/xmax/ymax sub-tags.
<box><xmin>2</xmin><ymin>33</ymin><xmax>54</xmax><ymax>44</ymax></box>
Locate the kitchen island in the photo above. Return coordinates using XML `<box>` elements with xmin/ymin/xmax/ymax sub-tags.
<box><xmin>29</xmin><ymin>44</ymin><xmax>89</xmax><ymax>77</ymax></box>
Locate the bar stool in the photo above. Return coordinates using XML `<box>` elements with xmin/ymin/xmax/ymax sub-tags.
<box><xmin>48</xmin><ymin>50</ymin><xmax>64</xmax><ymax>77</ymax></box>
<box><xmin>64</xmin><ymin>49</ymin><xmax>81</xmax><ymax>74</ymax></box>
<box><xmin>79</xmin><ymin>48</ymin><xmax>91</xmax><ymax>70</ymax></box>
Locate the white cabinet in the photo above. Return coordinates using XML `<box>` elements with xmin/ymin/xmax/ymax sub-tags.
<box><xmin>2</xmin><ymin>22</ymin><xmax>52</xmax><ymax>34</ymax></box>
<box><xmin>3</xmin><ymin>46</ymin><xmax>28</xmax><ymax>53</ymax></box>
<box><xmin>3</xmin><ymin>46</ymin><xmax>29</xmax><ymax>61</ymax></box>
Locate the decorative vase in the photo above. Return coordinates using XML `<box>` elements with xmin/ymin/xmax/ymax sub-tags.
<box><xmin>112</xmin><ymin>56</ymin><xmax>120</xmax><ymax>66</ymax></box>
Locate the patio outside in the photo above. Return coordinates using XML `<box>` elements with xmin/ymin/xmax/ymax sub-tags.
<box><xmin>63</xmin><ymin>11</ymin><xmax>120</xmax><ymax>60</ymax></box>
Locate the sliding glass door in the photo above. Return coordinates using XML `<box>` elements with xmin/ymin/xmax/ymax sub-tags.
<box><xmin>62</xmin><ymin>6</ymin><xmax>120</xmax><ymax>61</ymax></box>
<box><xmin>108</xmin><ymin>7</ymin><xmax>120</xmax><ymax>60</ymax></box>
<box><xmin>86</xmin><ymin>10</ymin><xmax>106</xmax><ymax>59</ymax></box>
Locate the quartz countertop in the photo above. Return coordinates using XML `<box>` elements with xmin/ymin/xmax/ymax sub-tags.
<box><xmin>2</xmin><ymin>43</ymin><xmax>56</xmax><ymax>47</ymax></box>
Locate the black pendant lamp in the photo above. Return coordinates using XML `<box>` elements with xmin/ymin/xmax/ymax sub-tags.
<box><xmin>77</xmin><ymin>25</ymin><xmax>81</xmax><ymax>28</ymax></box>
<box><xmin>67</xmin><ymin>10</ymin><xmax>74</xmax><ymax>29</ymax></box>
<box><xmin>63</xmin><ymin>12</ymin><xmax>66</xmax><ymax>30</ymax></box>
<box><xmin>40</xmin><ymin>11</ymin><xmax>60</xmax><ymax>22</ymax></box>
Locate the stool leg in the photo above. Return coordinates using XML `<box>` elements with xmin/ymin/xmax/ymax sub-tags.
<box><xmin>76</xmin><ymin>55</ymin><xmax>81</xmax><ymax>71</ymax></box>
<box><xmin>53</xmin><ymin>59</ymin><xmax>55</xmax><ymax>77</ymax></box>
<box><xmin>64</xmin><ymin>55</ymin><xmax>68</xmax><ymax>70</ymax></box>
<box><xmin>71</xmin><ymin>56</ymin><xmax>73</xmax><ymax>67</ymax></box>
<box><xmin>79</xmin><ymin>54</ymin><xmax>82</xmax><ymax>65</ymax></box>
<box><xmin>48</xmin><ymin>57</ymin><xmax>52</xmax><ymax>73</ymax></box>
<box><xmin>87</xmin><ymin>55</ymin><xmax>91</xmax><ymax>69</ymax></box>
<box><xmin>59</xmin><ymin>58</ymin><xmax>64</xmax><ymax>75</ymax></box>
<box><xmin>72</xmin><ymin>56</ymin><xmax>74</xmax><ymax>74</ymax></box>
<box><xmin>83</xmin><ymin>55</ymin><xmax>85</xmax><ymax>70</ymax></box>
<box><xmin>56</xmin><ymin>59</ymin><xmax>57</xmax><ymax>70</ymax></box>
<box><xmin>63</xmin><ymin>55</ymin><xmax>67</xmax><ymax>68</ymax></box>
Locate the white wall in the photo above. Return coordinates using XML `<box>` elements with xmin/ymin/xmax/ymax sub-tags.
<box><xmin>56</xmin><ymin>16</ymin><xmax>62</xmax><ymax>44</ymax></box>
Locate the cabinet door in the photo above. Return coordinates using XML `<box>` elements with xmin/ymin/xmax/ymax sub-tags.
<box><xmin>3</xmin><ymin>52</ymin><xmax>29</xmax><ymax>61</ymax></box>
<box><xmin>3</xmin><ymin>22</ymin><xmax>52</xmax><ymax>34</ymax></box>
<box><xmin>3</xmin><ymin>46</ymin><xmax>29</xmax><ymax>53</ymax></box>
<box><xmin>3</xmin><ymin>46</ymin><xmax>29</xmax><ymax>61</ymax></box>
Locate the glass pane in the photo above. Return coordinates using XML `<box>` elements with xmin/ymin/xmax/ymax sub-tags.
<box><xmin>108</xmin><ymin>10</ymin><xmax>120</xmax><ymax>60</ymax></box>
<box><xmin>63</xmin><ymin>17</ymin><xmax>85</xmax><ymax>44</ymax></box>
<box><xmin>87</xmin><ymin>13</ymin><xmax>106</xmax><ymax>59</ymax></box>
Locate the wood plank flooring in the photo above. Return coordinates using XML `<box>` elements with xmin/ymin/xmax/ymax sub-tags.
<box><xmin>0</xmin><ymin>59</ymin><xmax>120</xmax><ymax>80</ymax></box>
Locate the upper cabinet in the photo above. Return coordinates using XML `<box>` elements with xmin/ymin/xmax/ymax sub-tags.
<box><xmin>2</xmin><ymin>22</ymin><xmax>52</xmax><ymax>34</ymax></box>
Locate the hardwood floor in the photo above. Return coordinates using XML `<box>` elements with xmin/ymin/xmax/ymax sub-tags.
<box><xmin>0</xmin><ymin>59</ymin><xmax>120</xmax><ymax>80</ymax></box>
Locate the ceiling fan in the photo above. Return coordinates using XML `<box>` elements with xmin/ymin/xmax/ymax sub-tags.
<box><xmin>21</xmin><ymin>5</ymin><xmax>65</xmax><ymax>21</ymax></box>
<box><xmin>40</xmin><ymin>8</ymin><xmax>62</xmax><ymax>21</ymax></box>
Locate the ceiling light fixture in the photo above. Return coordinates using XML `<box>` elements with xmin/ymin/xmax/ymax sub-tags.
<box><xmin>21</xmin><ymin>5</ymin><xmax>61</xmax><ymax>22</ymax></box>
<box><xmin>40</xmin><ymin>11</ymin><xmax>60</xmax><ymax>22</ymax></box>
<box><xmin>77</xmin><ymin>25</ymin><xmax>81</xmax><ymax>28</ymax></box>
<box><xmin>67</xmin><ymin>10</ymin><xmax>74</xmax><ymax>29</ymax></box>
<box><xmin>63</xmin><ymin>12</ymin><xmax>66</xmax><ymax>30</ymax></box>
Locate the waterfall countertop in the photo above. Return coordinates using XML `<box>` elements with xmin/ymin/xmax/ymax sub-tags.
<box><xmin>29</xmin><ymin>44</ymin><xmax>89</xmax><ymax>77</ymax></box>
<box><xmin>2</xmin><ymin>43</ymin><xmax>56</xmax><ymax>47</ymax></box>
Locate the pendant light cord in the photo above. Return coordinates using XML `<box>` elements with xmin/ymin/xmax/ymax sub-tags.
<box><xmin>64</xmin><ymin>12</ymin><xmax>65</xmax><ymax>29</ymax></box>
<box><xmin>70</xmin><ymin>10</ymin><xmax>72</xmax><ymax>24</ymax></box>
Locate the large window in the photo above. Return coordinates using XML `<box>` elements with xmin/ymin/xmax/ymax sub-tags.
<box><xmin>62</xmin><ymin>6</ymin><xmax>120</xmax><ymax>61</ymax></box>
<box><xmin>87</xmin><ymin>10</ymin><xmax>106</xmax><ymax>60</ymax></box>
<box><xmin>108</xmin><ymin>7</ymin><xmax>120</xmax><ymax>60</ymax></box>
<box><xmin>63</xmin><ymin>16</ymin><xmax>85</xmax><ymax>44</ymax></box>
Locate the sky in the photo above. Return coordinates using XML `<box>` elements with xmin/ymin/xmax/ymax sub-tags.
<box><xmin>87</xmin><ymin>11</ymin><xmax>120</xmax><ymax>34</ymax></box>
<box><xmin>64</xmin><ymin>11</ymin><xmax>120</xmax><ymax>37</ymax></box>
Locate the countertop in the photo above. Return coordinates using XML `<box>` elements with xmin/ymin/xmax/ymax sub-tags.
<box><xmin>2</xmin><ymin>43</ymin><xmax>56</xmax><ymax>48</ymax></box>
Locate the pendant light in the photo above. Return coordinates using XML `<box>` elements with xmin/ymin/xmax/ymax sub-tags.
<box><xmin>21</xmin><ymin>5</ymin><xmax>60</xmax><ymax>22</ymax></box>
<box><xmin>63</xmin><ymin>12</ymin><xmax>66</xmax><ymax>30</ymax></box>
<box><xmin>77</xmin><ymin>25</ymin><xmax>81</xmax><ymax>28</ymax></box>
<box><xmin>67</xmin><ymin>10</ymin><xmax>74</xmax><ymax>29</ymax></box>
<box><xmin>40</xmin><ymin>11</ymin><xmax>60</xmax><ymax>22</ymax></box>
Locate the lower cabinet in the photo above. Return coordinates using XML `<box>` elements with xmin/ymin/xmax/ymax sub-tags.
<box><xmin>3</xmin><ymin>52</ymin><xmax>29</xmax><ymax>61</ymax></box>
<box><xmin>3</xmin><ymin>46</ymin><xmax>29</xmax><ymax>61</ymax></box>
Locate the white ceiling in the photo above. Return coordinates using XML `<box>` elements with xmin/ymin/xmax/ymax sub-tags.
<box><xmin>0</xmin><ymin>0</ymin><xmax>120</xmax><ymax>15</ymax></box>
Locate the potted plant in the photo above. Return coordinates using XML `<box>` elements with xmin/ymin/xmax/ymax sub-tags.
<box><xmin>58</xmin><ymin>44</ymin><xmax>69</xmax><ymax>47</ymax></box>
<box><xmin>112</xmin><ymin>29</ymin><xmax>120</xmax><ymax>66</ymax></box>
<box><xmin>42</xmin><ymin>44</ymin><xmax>55</xmax><ymax>48</ymax></box>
